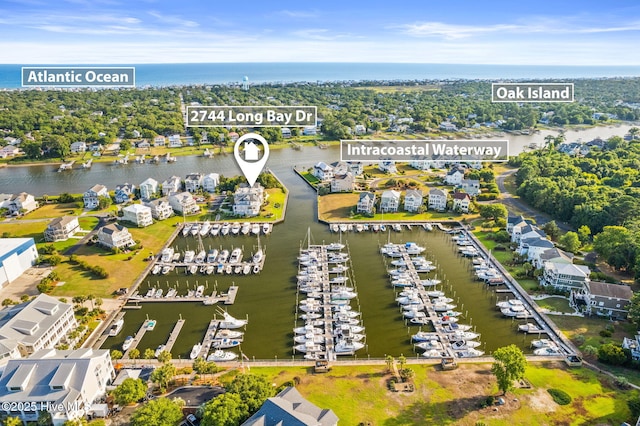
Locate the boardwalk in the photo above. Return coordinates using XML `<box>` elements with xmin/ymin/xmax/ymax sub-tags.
<box><xmin>94</xmin><ymin>311</ymin><xmax>125</xmax><ymax>348</ymax></box>
<box><xmin>122</xmin><ymin>320</ymin><xmax>152</xmax><ymax>359</ymax></box>
<box><xmin>164</xmin><ymin>319</ymin><xmax>186</xmax><ymax>354</ymax></box>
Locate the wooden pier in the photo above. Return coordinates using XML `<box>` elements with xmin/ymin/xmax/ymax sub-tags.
<box><xmin>95</xmin><ymin>312</ymin><xmax>125</xmax><ymax>348</ymax></box>
<box><xmin>164</xmin><ymin>319</ymin><xmax>186</xmax><ymax>354</ymax></box>
<box><xmin>198</xmin><ymin>320</ymin><xmax>220</xmax><ymax>358</ymax></box>
<box><xmin>128</xmin><ymin>285</ymin><xmax>238</xmax><ymax>305</ymax></box>
<box><xmin>123</xmin><ymin>320</ymin><xmax>152</xmax><ymax>359</ymax></box>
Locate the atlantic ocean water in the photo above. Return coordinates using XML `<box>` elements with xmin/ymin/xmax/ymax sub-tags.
<box><xmin>2</xmin><ymin>63</ymin><xmax>640</xmax><ymax>89</ymax></box>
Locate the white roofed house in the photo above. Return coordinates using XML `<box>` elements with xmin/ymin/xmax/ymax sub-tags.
<box><xmin>0</xmin><ymin>238</ymin><xmax>38</xmax><ymax>289</ymax></box>
<box><xmin>0</xmin><ymin>146</ymin><xmax>20</xmax><ymax>158</ymax></box>
<box><xmin>143</xmin><ymin>197</ymin><xmax>174</xmax><ymax>220</ymax></box>
<box><xmin>203</xmin><ymin>173</ymin><xmax>220</xmax><ymax>192</ymax></box>
<box><xmin>184</xmin><ymin>172</ymin><xmax>203</xmax><ymax>193</ymax></box>
<box><xmin>168</xmin><ymin>134</ymin><xmax>182</xmax><ymax>147</ymax></box>
<box><xmin>83</xmin><ymin>184</ymin><xmax>108</xmax><ymax>210</ymax></box>
<box><xmin>138</xmin><ymin>177</ymin><xmax>158</xmax><ymax>200</ymax></box>
<box><xmin>357</xmin><ymin>192</ymin><xmax>376</xmax><ymax>215</ymax></box>
<box><xmin>330</xmin><ymin>172</ymin><xmax>354</xmax><ymax>193</ymax></box>
<box><xmin>114</xmin><ymin>183</ymin><xmax>134</xmax><ymax>204</ymax></box>
<box><xmin>122</xmin><ymin>204</ymin><xmax>153</xmax><ymax>227</ymax></box>
<box><xmin>44</xmin><ymin>216</ymin><xmax>80</xmax><ymax>242</ymax></box>
<box><xmin>541</xmin><ymin>261</ymin><xmax>590</xmax><ymax>291</ymax></box>
<box><xmin>153</xmin><ymin>135</ymin><xmax>166</xmax><ymax>146</ymax></box>
<box><xmin>378</xmin><ymin>159</ymin><xmax>397</xmax><ymax>174</ymax></box>
<box><xmin>533</xmin><ymin>247</ymin><xmax>574</xmax><ymax>269</ymax></box>
<box><xmin>96</xmin><ymin>223</ymin><xmax>136</xmax><ymax>250</ymax></box>
<box><xmin>444</xmin><ymin>168</ymin><xmax>465</xmax><ymax>186</ymax></box>
<box><xmin>313</xmin><ymin>162</ymin><xmax>334</xmax><ymax>181</ymax></box>
<box><xmin>461</xmin><ymin>179</ymin><xmax>481</xmax><ymax>196</ymax></box>
<box><xmin>380</xmin><ymin>190</ymin><xmax>401</xmax><ymax>213</ymax></box>
<box><xmin>517</xmin><ymin>237</ymin><xmax>555</xmax><ymax>264</ymax></box>
<box><xmin>346</xmin><ymin>161</ymin><xmax>364</xmax><ymax>176</ymax></box>
<box><xmin>451</xmin><ymin>192</ymin><xmax>471</xmax><ymax>213</ymax></box>
<box><xmin>511</xmin><ymin>223</ymin><xmax>546</xmax><ymax>244</ymax></box>
<box><xmin>354</xmin><ymin>124</ymin><xmax>366</xmax><ymax>135</ymax></box>
<box><xmin>161</xmin><ymin>175</ymin><xmax>182</xmax><ymax>196</ymax></box>
<box><xmin>8</xmin><ymin>192</ymin><xmax>39</xmax><ymax>215</ymax></box>
<box><xmin>506</xmin><ymin>215</ymin><xmax>527</xmax><ymax>234</ymax></box>
<box><xmin>69</xmin><ymin>141</ymin><xmax>86</xmax><ymax>154</ymax></box>
<box><xmin>168</xmin><ymin>192</ymin><xmax>200</xmax><ymax>216</ymax></box>
<box><xmin>233</xmin><ymin>183</ymin><xmax>264</xmax><ymax>217</ymax></box>
<box><xmin>428</xmin><ymin>188</ymin><xmax>448</xmax><ymax>211</ymax></box>
<box><xmin>403</xmin><ymin>189</ymin><xmax>423</xmax><ymax>212</ymax></box>
<box><xmin>571</xmin><ymin>281</ymin><xmax>632</xmax><ymax>320</ymax></box>
<box><xmin>0</xmin><ymin>348</ymin><xmax>115</xmax><ymax>425</ymax></box>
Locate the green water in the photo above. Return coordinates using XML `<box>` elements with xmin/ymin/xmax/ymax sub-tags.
<box><xmin>102</xmin><ymin>171</ymin><xmax>540</xmax><ymax>360</ymax></box>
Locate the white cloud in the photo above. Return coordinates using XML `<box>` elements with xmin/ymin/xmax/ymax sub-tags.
<box><xmin>277</xmin><ymin>10</ymin><xmax>319</xmax><ymax>19</ymax></box>
<box><xmin>147</xmin><ymin>11</ymin><xmax>199</xmax><ymax>28</ymax></box>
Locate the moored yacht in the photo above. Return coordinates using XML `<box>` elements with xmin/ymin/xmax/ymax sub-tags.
<box><xmin>190</xmin><ymin>343</ymin><xmax>202</xmax><ymax>359</ymax></box>
<box><xmin>109</xmin><ymin>319</ymin><xmax>124</xmax><ymax>336</ymax></box>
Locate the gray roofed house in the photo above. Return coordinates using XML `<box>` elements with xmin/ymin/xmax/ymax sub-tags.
<box><xmin>44</xmin><ymin>216</ymin><xmax>80</xmax><ymax>242</ymax></box>
<box><xmin>356</xmin><ymin>192</ymin><xmax>376</xmax><ymax>214</ymax></box>
<box><xmin>96</xmin><ymin>223</ymin><xmax>135</xmax><ymax>249</ymax></box>
<box><xmin>542</xmin><ymin>262</ymin><xmax>590</xmax><ymax>290</ymax></box>
<box><xmin>517</xmin><ymin>237</ymin><xmax>555</xmax><ymax>263</ymax></box>
<box><xmin>144</xmin><ymin>197</ymin><xmax>174</xmax><ymax>220</ymax></box>
<box><xmin>572</xmin><ymin>281</ymin><xmax>633</xmax><ymax>320</ymax></box>
<box><xmin>534</xmin><ymin>247</ymin><xmax>574</xmax><ymax>269</ymax></box>
<box><xmin>242</xmin><ymin>387</ymin><xmax>338</xmax><ymax>426</ymax></box>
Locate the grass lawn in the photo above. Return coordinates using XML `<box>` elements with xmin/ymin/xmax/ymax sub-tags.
<box><xmin>21</xmin><ymin>202</ymin><xmax>84</xmax><ymax>219</ymax></box>
<box><xmin>227</xmin><ymin>363</ymin><xmax>635</xmax><ymax>425</ymax></box>
<box><xmin>535</xmin><ymin>296</ymin><xmax>573</xmax><ymax>313</ymax></box>
<box><xmin>0</xmin><ymin>221</ymin><xmax>48</xmax><ymax>242</ymax></box>
<box><xmin>215</xmin><ymin>188</ymin><xmax>286</xmax><ymax>222</ymax></box>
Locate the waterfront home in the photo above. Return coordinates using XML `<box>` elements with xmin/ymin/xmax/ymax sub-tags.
<box><xmin>3</xmin><ymin>136</ymin><xmax>20</xmax><ymax>145</ymax></box>
<box><xmin>330</xmin><ymin>172</ymin><xmax>354</xmax><ymax>193</ymax></box>
<box><xmin>242</xmin><ymin>386</ymin><xmax>338</xmax><ymax>426</ymax></box>
<box><xmin>451</xmin><ymin>192</ymin><xmax>471</xmax><ymax>213</ymax></box>
<box><xmin>506</xmin><ymin>214</ymin><xmax>529</xmax><ymax>234</ymax></box>
<box><xmin>623</xmin><ymin>335</ymin><xmax>640</xmax><ymax>361</ymax></box>
<box><xmin>511</xmin><ymin>223</ymin><xmax>546</xmax><ymax>244</ymax></box>
<box><xmin>136</xmin><ymin>140</ymin><xmax>150</xmax><ymax>149</ymax></box>
<box><xmin>168</xmin><ymin>192</ymin><xmax>200</xmax><ymax>216</ymax></box>
<box><xmin>533</xmin><ymin>247</ymin><xmax>574</xmax><ymax>269</ymax></box>
<box><xmin>517</xmin><ymin>237</ymin><xmax>555</xmax><ymax>262</ymax></box>
<box><xmin>97</xmin><ymin>223</ymin><xmax>136</xmax><ymax>250</ymax></box>
<box><xmin>404</xmin><ymin>189</ymin><xmax>423</xmax><ymax>212</ymax></box>
<box><xmin>444</xmin><ymin>167</ymin><xmax>465</xmax><ymax>186</ymax></box>
<box><xmin>132</xmin><ymin>130</ymin><xmax>141</xmax><ymax>138</ymax></box>
<box><xmin>380</xmin><ymin>190</ymin><xmax>401</xmax><ymax>213</ymax></box>
<box><xmin>281</xmin><ymin>127</ymin><xmax>292</xmax><ymax>138</ymax></box>
<box><xmin>139</xmin><ymin>177</ymin><xmax>159</xmax><ymax>200</ymax></box>
<box><xmin>200</xmin><ymin>132</ymin><xmax>209</xmax><ymax>144</ymax></box>
<box><xmin>428</xmin><ymin>188</ymin><xmax>448</xmax><ymax>211</ymax></box>
<box><xmin>409</xmin><ymin>156</ymin><xmax>431</xmax><ymax>170</ymax></box>
<box><xmin>203</xmin><ymin>173</ymin><xmax>220</xmax><ymax>192</ymax></box>
<box><xmin>114</xmin><ymin>183</ymin><xmax>135</xmax><ymax>204</ymax></box>
<box><xmin>0</xmin><ymin>193</ymin><xmax>11</xmax><ymax>211</ymax></box>
<box><xmin>354</xmin><ymin>124</ymin><xmax>366</xmax><ymax>135</ymax></box>
<box><xmin>143</xmin><ymin>197</ymin><xmax>174</xmax><ymax>220</ymax></box>
<box><xmin>70</xmin><ymin>141</ymin><xmax>86</xmax><ymax>153</ymax></box>
<box><xmin>540</xmin><ymin>261</ymin><xmax>590</xmax><ymax>291</ymax></box>
<box><xmin>0</xmin><ymin>145</ymin><xmax>20</xmax><ymax>158</ymax></box>
<box><xmin>184</xmin><ymin>172</ymin><xmax>204</xmax><ymax>192</ymax></box>
<box><xmin>168</xmin><ymin>134</ymin><xmax>182</xmax><ymax>147</ymax></box>
<box><xmin>0</xmin><ymin>238</ymin><xmax>39</xmax><ymax>288</ymax></box>
<box><xmin>0</xmin><ymin>294</ymin><xmax>77</xmax><ymax>365</ymax></box>
<box><xmin>83</xmin><ymin>184</ymin><xmax>109</xmax><ymax>210</ymax></box>
<box><xmin>313</xmin><ymin>162</ymin><xmax>334</xmax><ymax>181</ymax></box>
<box><xmin>378</xmin><ymin>159</ymin><xmax>397</xmax><ymax>174</ymax></box>
<box><xmin>228</xmin><ymin>132</ymin><xmax>240</xmax><ymax>142</ymax></box>
<box><xmin>0</xmin><ymin>348</ymin><xmax>115</xmax><ymax>425</ymax></box>
<box><xmin>153</xmin><ymin>135</ymin><xmax>166</xmax><ymax>147</ymax></box>
<box><xmin>233</xmin><ymin>183</ymin><xmax>264</xmax><ymax>217</ymax></box>
<box><xmin>346</xmin><ymin>161</ymin><xmax>364</xmax><ymax>176</ymax></box>
<box><xmin>302</xmin><ymin>126</ymin><xmax>317</xmax><ymax>136</ymax></box>
<box><xmin>44</xmin><ymin>216</ymin><xmax>80</xmax><ymax>242</ymax></box>
<box><xmin>8</xmin><ymin>192</ymin><xmax>39</xmax><ymax>215</ymax></box>
<box><xmin>461</xmin><ymin>179</ymin><xmax>481</xmax><ymax>196</ymax></box>
<box><xmin>439</xmin><ymin>121</ymin><xmax>458</xmax><ymax>131</ymax></box>
<box><xmin>571</xmin><ymin>281</ymin><xmax>632</xmax><ymax>320</ymax></box>
<box><xmin>122</xmin><ymin>204</ymin><xmax>153</xmax><ymax>227</ymax></box>
<box><xmin>161</xmin><ymin>175</ymin><xmax>182</xmax><ymax>196</ymax></box>
<box><xmin>356</xmin><ymin>192</ymin><xmax>376</xmax><ymax>214</ymax></box>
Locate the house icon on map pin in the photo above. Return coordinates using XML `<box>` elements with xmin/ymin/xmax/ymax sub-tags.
<box><xmin>244</xmin><ymin>141</ymin><xmax>260</xmax><ymax>161</ymax></box>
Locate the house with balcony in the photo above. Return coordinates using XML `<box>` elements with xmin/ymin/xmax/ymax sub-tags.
<box><xmin>444</xmin><ymin>168</ymin><xmax>465</xmax><ymax>185</ymax></box>
<box><xmin>313</xmin><ymin>162</ymin><xmax>334</xmax><ymax>181</ymax></box>
<box><xmin>232</xmin><ymin>183</ymin><xmax>264</xmax><ymax>217</ymax></box>
<box><xmin>534</xmin><ymin>247</ymin><xmax>574</xmax><ymax>269</ymax></box>
<box><xmin>378</xmin><ymin>159</ymin><xmax>397</xmax><ymax>174</ymax></box>
<box><xmin>330</xmin><ymin>172</ymin><xmax>354</xmax><ymax>193</ymax></box>
<box><xmin>139</xmin><ymin>177</ymin><xmax>158</xmax><ymax>200</ymax></box>
<box><xmin>203</xmin><ymin>173</ymin><xmax>220</xmax><ymax>192</ymax></box>
<box><xmin>184</xmin><ymin>173</ymin><xmax>203</xmax><ymax>193</ymax></box>
<box><xmin>83</xmin><ymin>184</ymin><xmax>109</xmax><ymax>210</ymax></box>
<box><xmin>168</xmin><ymin>134</ymin><xmax>182</xmax><ymax>147</ymax></box>
<box><xmin>122</xmin><ymin>204</ymin><xmax>153</xmax><ymax>227</ymax></box>
<box><xmin>517</xmin><ymin>237</ymin><xmax>555</xmax><ymax>263</ymax></box>
<box><xmin>153</xmin><ymin>135</ymin><xmax>166</xmax><ymax>147</ymax></box>
<box><xmin>44</xmin><ymin>216</ymin><xmax>80</xmax><ymax>242</ymax></box>
<box><xmin>460</xmin><ymin>179</ymin><xmax>481</xmax><ymax>196</ymax></box>
<box><xmin>143</xmin><ymin>197</ymin><xmax>174</xmax><ymax>220</ymax></box>
<box><xmin>511</xmin><ymin>223</ymin><xmax>546</xmax><ymax>244</ymax></box>
<box><xmin>451</xmin><ymin>192</ymin><xmax>471</xmax><ymax>213</ymax></box>
<box><xmin>346</xmin><ymin>161</ymin><xmax>364</xmax><ymax>176</ymax></box>
<box><xmin>8</xmin><ymin>193</ymin><xmax>39</xmax><ymax>215</ymax></box>
<box><xmin>168</xmin><ymin>192</ymin><xmax>200</xmax><ymax>216</ymax></box>
<box><xmin>114</xmin><ymin>183</ymin><xmax>134</xmax><ymax>204</ymax></box>
<box><xmin>161</xmin><ymin>176</ymin><xmax>181</xmax><ymax>196</ymax></box>
<box><xmin>541</xmin><ymin>261</ymin><xmax>590</xmax><ymax>291</ymax></box>
<box><xmin>428</xmin><ymin>188</ymin><xmax>448</xmax><ymax>211</ymax></box>
<box><xmin>380</xmin><ymin>190</ymin><xmax>401</xmax><ymax>213</ymax></box>
<box><xmin>97</xmin><ymin>224</ymin><xmax>135</xmax><ymax>250</ymax></box>
<box><xmin>356</xmin><ymin>192</ymin><xmax>376</xmax><ymax>215</ymax></box>
<box><xmin>572</xmin><ymin>281</ymin><xmax>632</xmax><ymax>320</ymax></box>
<box><xmin>70</xmin><ymin>141</ymin><xmax>86</xmax><ymax>153</ymax></box>
<box><xmin>403</xmin><ymin>189</ymin><xmax>423</xmax><ymax>212</ymax></box>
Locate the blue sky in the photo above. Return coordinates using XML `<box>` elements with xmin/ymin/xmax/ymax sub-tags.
<box><xmin>2</xmin><ymin>0</ymin><xmax>640</xmax><ymax>64</ymax></box>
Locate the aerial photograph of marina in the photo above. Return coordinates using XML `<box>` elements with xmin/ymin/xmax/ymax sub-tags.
<box><xmin>2</xmin><ymin>0</ymin><xmax>640</xmax><ymax>425</ymax></box>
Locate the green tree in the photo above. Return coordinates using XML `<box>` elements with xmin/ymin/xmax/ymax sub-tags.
<box><xmin>110</xmin><ymin>349</ymin><xmax>123</xmax><ymax>361</ymax></box>
<box><xmin>559</xmin><ymin>231</ymin><xmax>581</xmax><ymax>253</ymax></box>
<box><xmin>597</xmin><ymin>343</ymin><xmax>627</xmax><ymax>365</ymax></box>
<box><xmin>150</xmin><ymin>363</ymin><xmax>176</xmax><ymax>392</ymax></box>
<box><xmin>129</xmin><ymin>348</ymin><xmax>140</xmax><ymax>365</ymax></box>
<box><xmin>130</xmin><ymin>397</ymin><xmax>183</xmax><ymax>426</ymax></box>
<box><xmin>627</xmin><ymin>292</ymin><xmax>640</xmax><ymax>328</ymax></box>
<box><xmin>4</xmin><ymin>417</ymin><xmax>23</xmax><ymax>426</ymax></box>
<box><xmin>542</xmin><ymin>220</ymin><xmax>560</xmax><ymax>240</ymax></box>
<box><xmin>478</xmin><ymin>203</ymin><xmax>507</xmax><ymax>222</ymax></box>
<box><xmin>577</xmin><ymin>225</ymin><xmax>591</xmax><ymax>245</ymax></box>
<box><xmin>157</xmin><ymin>350</ymin><xmax>172</xmax><ymax>364</ymax></box>
<box><xmin>143</xmin><ymin>348</ymin><xmax>155</xmax><ymax>360</ymax></box>
<box><xmin>397</xmin><ymin>354</ymin><xmax>407</xmax><ymax>370</ymax></box>
<box><xmin>97</xmin><ymin>195</ymin><xmax>112</xmax><ymax>209</ymax></box>
<box><xmin>200</xmin><ymin>392</ymin><xmax>246</xmax><ymax>426</ymax></box>
<box><xmin>111</xmin><ymin>378</ymin><xmax>146</xmax><ymax>405</ymax></box>
<box><xmin>491</xmin><ymin>345</ymin><xmax>527</xmax><ymax>395</ymax></box>
<box><xmin>226</xmin><ymin>374</ymin><xmax>275</xmax><ymax>414</ymax></box>
<box><xmin>385</xmin><ymin>355</ymin><xmax>394</xmax><ymax>372</ymax></box>
<box><xmin>594</xmin><ymin>226</ymin><xmax>637</xmax><ymax>271</ymax></box>
<box><xmin>37</xmin><ymin>410</ymin><xmax>52</xmax><ymax>426</ymax></box>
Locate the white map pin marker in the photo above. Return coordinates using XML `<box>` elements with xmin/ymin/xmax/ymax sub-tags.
<box><xmin>234</xmin><ymin>132</ymin><xmax>270</xmax><ymax>187</ymax></box>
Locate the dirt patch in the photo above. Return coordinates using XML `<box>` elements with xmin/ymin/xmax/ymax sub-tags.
<box><xmin>529</xmin><ymin>388</ymin><xmax>557</xmax><ymax>412</ymax></box>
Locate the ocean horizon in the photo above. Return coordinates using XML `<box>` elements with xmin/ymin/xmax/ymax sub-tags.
<box><xmin>2</xmin><ymin>63</ymin><xmax>640</xmax><ymax>89</ymax></box>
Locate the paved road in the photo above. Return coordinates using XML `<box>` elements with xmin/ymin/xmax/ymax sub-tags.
<box><xmin>495</xmin><ymin>169</ymin><xmax>572</xmax><ymax>231</ymax></box>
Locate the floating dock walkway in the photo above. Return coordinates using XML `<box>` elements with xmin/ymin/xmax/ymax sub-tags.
<box><xmin>164</xmin><ymin>319</ymin><xmax>186</xmax><ymax>354</ymax></box>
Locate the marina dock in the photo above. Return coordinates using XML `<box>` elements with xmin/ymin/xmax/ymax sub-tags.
<box><xmin>164</xmin><ymin>319</ymin><xmax>186</xmax><ymax>354</ymax></box>
<box><xmin>128</xmin><ymin>285</ymin><xmax>239</xmax><ymax>304</ymax></box>
<box><xmin>122</xmin><ymin>320</ymin><xmax>152</xmax><ymax>358</ymax></box>
<box><xmin>95</xmin><ymin>312</ymin><xmax>125</xmax><ymax>348</ymax></box>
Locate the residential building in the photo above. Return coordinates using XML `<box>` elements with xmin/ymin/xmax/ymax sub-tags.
<box><xmin>168</xmin><ymin>134</ymin><xmax>182</xmax><ymax>147</ymax></box>
<box><xmin>623</xmin><ymin>334</ymin><xmax>640</xmax><ymax>361</ymax></box>
<box><xmin>143</xmin><ymin>198</ymin><xmax>174</xmax><ymax>220</ymax></box>
<box><xmin>44</xmin><ymin>216</ymin><xmax>80</xmax><ymax>242</ymax></box>
<box><xmin>0</xmin><ymin>294</ymin><xmax>77</xmax><ymax>363</ymax></box>
<box><xmin>233</xmin><ymin>183</ymin><xmax>264</xmax><ymax>217</ymax></box>
<box><xmin>139</xmin><ymin>177</ymin><xmax>158</xmax><ymax>200</ymax></box>
<box><xmin>161</xmin><ymin>176</ymin><xmax>181</xmax><ymax>196</ymax></box>
<box><xmin>0</xmin><ymin>238</ymin><xmax>39</xmax><ymax>288</ymax></box>
<box><xmin>506</xmin><ymin>215</ymin><xmax>527</xmax><ymax>234</ymax></box>
<box><xmin>281</xmin><ymin>128</ymin><xmax>292</xmax><ymax>138</ymax></box>
<box><xmin>8</xmin><ymin>192</ymin><xmax>38</xmax><ymax>215</ymax></box>
<box><xmin>313</xmin><ymin>162</ymin><xmax>334</xmax><ymax>180</ymax></box>
<box><xmin>541</xmin><ymin>261</ymin><xmax>590</xmax><ymax>291</ymax></box>
<box><xmin>330</xmin><ymin>172</ymin><xmax>354</xmax><ymax>193</ymax></box>
<box><xmin>451</xmin><ymin>192</ymin><xmax>471</xmax><ymax>213</ymax></box>
<box><xmin>346</xmin><ymin>161</ymin><xmax>364</xmax><ymax>176</ymax></box>
<box><xmin>0</xmin><ymin>348</ymin><xmax>115</xmax><ymax>425</ymax></box>
<box><xmin>428</xmin><ymin>188</ymin><xmax>448</xmax><ymax>211</ymax></box>
<box><xmin>511</xmin><ymin>223</ymin><xmax>545</xmax><ymax>244</ymax></box>
<box><xmin>168</xmin><ymin>192</ymin><xmax>200</xmax><ymax>216</ymax></box>
<box><xmin>136</xmin><ymin>140</ymin><xmax>150</xmax><ymax>149</ymax></box>
<box><xmin>356</xmin><ymin>192</ymin><xmax>376</xmax><ymax>214</ymax></box>
<box><xmin>354</xmin><ymin>124</ymin><xmax>366</xmax><ymax>135</ymax></box>
<box><xmin>184</xmin><ymin>173</ymin><xmax>203</xmax><ymax>193</ymax></box>
<box><xmin>96</xmin><ymin>224</ymin><xmax>135</xmax><ymax>250</ymax></box>
<box><xmin>572</xmin><ymin>281</ymin><xmax>632</xmax><ymax>320</ymax></box>
<box><xmin>534</xmin><ymin>247</ymin><xmax>574</xmax><ymax>269</ymax></box>
<box><xmin>0</xmin><ymin>146</ymin><xmax>20</xmax><ymax>158</ymax></box>
<box><xmin>302</xmin><ymin>126</ymin><xmax>317</xmax><ymax>136</ymax></box>
<box><xmin>122</xmin><ymin>204</ymin><xmax>153</xmax><ymax>227</ymax></box>
<box><xmin>242</xmin><ymin>386</ymin><xmax>338</xmax><ymax>426</ymax></box>
<box><xmin>444</xmin><ymin>168</ymin><xmax>465</xmax><ymax>186</ymax></box>
<box><xmin>228</xmin><ymin>132</ymin><xmax>240</xmax><ymax>142</ymax></box>
<box><xmin>404</xmin><ymin>189</ymin><xmax>423</xmax><ymax>212</ymax></box>
<box><xmin>380</xmin><ymin>190</ymin><xmax>401</xmax><ymax>212</ymax></box>
<box><xmin>203</xmin><ymin>173</ymin><xmax>220</xmax><ymax>192</ymax></box>
<box><xmin>461</xmin><ymin>179</ymin><xmax>481</xmax><ymax>196</ymax></box>
<box><xmin>439</xmin><ymin>121</ymin><xmax>457</xmax><ymax>131</ymax></box>
<box><xmin>409</xmin><ymin>156</ymin><xmax>432</xmax><ymax>170</ymax></box>
<box><xmin>114</xmin><ymin>183</ymin><xmax>134</xmax><ymax>204</ymax></box>
<box><xmin>153</xmin><ymin>135</ymin><xmax>166</xmax><ymax>147</ymax></box>
<box><xmin>69</xmin><ymin>141</ymin><xmax>86</xmax><ymax>153</ymax></box>
<box><xmin>83</xmin><ymin>184</ymin><xmax>108</xmax><ymax>210</ymax></box>
<box><xmin>517</xmin><ymin>237</ymin><xmax>555</xmax><ymax>263</ymax></box>
<box><xmin>378</xmin><ymin>159</ymin><xmax>397</xmax><ymax>174</ymax></box>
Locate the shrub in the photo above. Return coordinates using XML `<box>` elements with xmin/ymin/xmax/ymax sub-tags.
<box><xmin>573</xmin><ymin>334</ymin><xmax>585</xmax><ymax>345</ymax></box>
<box><xmin>547</xmin><ymin>388</ymin><xmax>571</xmax><ymax>405</ymax></box>
<box><xmin>599</xmin><ymin>329</ymin><xmax>612</xmax><ymax>338</ymax></box>
<box><xmin>597</xmin><ymin>343</ymin><xmax>627</xmax><ymax>365</ymax></box>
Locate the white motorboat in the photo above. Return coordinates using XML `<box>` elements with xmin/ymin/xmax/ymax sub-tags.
<box><xmin>421</xmin><ymin>279</ymin><xmax>442</xmax><ymax>287</ymax></box>
<box><xmin>190</xmin><ymin>343</ymin><xmax>202</xmax><ymax>359</ymax></box>
<box><xmin>455</xmin><ymin>348</ymin><xmax>485</xmax><ymax>358</ymax></box>
<box><xmin>451</xmin><ymin>340</ymin><xmax>481</xmax><ymax>350</ymax></box>
<box><xmin>195</xmin><ymin>285</ymin><xmax>205</xmax><ymax>297</ymax></box>
<box><xmin>372</xmin><ymin>224</ymin><xmax>380</xmax><ymax>232</ymax></box>
<box><xmin>234</xmin><ymin>265</ymin><xmax>243</xmax><ymax>274</ymax></box>
<box><xmin>330</xmin><ymin>224</ymin><xmax>339</xmax><ymax>233</ymax></box>
<box><xmin>189</xmin><ymin>265</ymin><xmax>198</xmax><ymax>275</ymax></box>
<box><xmin>217</xmin><ymin>250</ymin><xmax>230</xmax><ymax>263</ymax></box>
<box><xmin>424</xmin><ymin>223</ymin><xmax>433</xmax><ymax>231</ymax></box>
<box><xmin>154</xmin><ymin>344</ymin><xmax>166</xmax><ymax>358</ymax></box>
<box><xmin>154</xmin><ymin>288</ymin><xmax>163</xmax><ymax>298</ymax></box>
<box><xmin>412</xmin><ymin>332</ymin><xmax>440</xmax><ymax>342</ymax></box>
<box><xmin>182</xmin><ymin>224</ymin><xmax>192</xmax><ymax>237</ymax></box>
<box><xmin>334</xmin><ymin>339</ymin><xmax>364</xmax><ymax>354</ymax></box>
<box><xmin>207</xmin><ymin>249</ymin><xmax>219</xmax><ymax>263</ymax></box>
<box><xmin>327</xmin><ymin>242</ymin><xmax>345</xmax><ymax>251</ymax></box>
<box><xmin>145</xmin><ymin>319</ymin><xmax>156</xmax><ymax>330</ymax></box>
<box><xmin>392</xmin><ymin>224</ymin><xmax>402</xmax><ymax>232</ymax></box>
<box><xmin>199</xmin><ymin>221</ymin><xmax>211</xmax><ymax>236</ymax></box>
<box><xmin>496</xmin><ymin>299</ymin><xmax>524</xmax><ymax>310</ymax></box>
<box><xmin>329</xmin><ymin>265</ymin><xmax>348</xmax><ymax>274</ymax></box>
<box><xmin>442</xmin><ymin>323</ymin><xmax>473</xmax><ymax>333</ymax></box>
<box><xmin>207</xmin><ymin>350</ymin><xmax>238</xmax><ymax>362</ymax></box>
<box><xmin>210</xmin><ymin>223</ymin><xmax>221</xmax><ymax>236</ymax></box>
<box><xmin>229</xmin><ymin>248</ymin><xmax>242</xmax><ymax>263</ymax></box>
<box><xmin>435</xmin><ymin>315</ymin><xmax>459</xmax><ymax>325</ymax></box>
<box><xmin>422</xmin><ymin>349</ymin><xmax>448</xmax><ymax>358</ymax></box>
<box><xmin>109</xmin><ymin>319</ymin><xmax>124</xmax><ymax>336</ymax></box>
<box><xmin>212</xmin><ymin>338</ymin><xmax>242</xmax><ymax>349</ymax></box>
<box><xmin>294</xmin><ymin>333</ymin><xmax>325</xmax><ymax>344</ymax></box>
<box><xmin>426</xmin><ymin>290</ymin><xmax>445</xmax><ymax>298</ymax></box>
<box><xmin>404</xmin><ymin>242</ymin><xmax>425</xmax><ymax>254</ymax></box>
<box><xmin>172</xmin><ymin>252</ymin><xmax>180</xmax><ymax>262</ymax></box>
<box><xmin>263</xmin><ymin>223</ymin><xmax>272</xmax><ymax>234</ymax></box>
<box><xmin>243</xmin><ymin>264</ymin><xmax>252</xmax><ymax>274</ymax></box>
<box><xmin>518</xmin><ymin>322</ymin><xmax>543</xmax><ymax>333</ymax></box>
<box><xmin>190</xmin><ymin>224</ymin><xmax>200</xmax><ymax>236</ymax></box>
<box><xmin>415</xmin><ymin>340</ymin><xmax>444</xmax><ymax>351</ymax></box>
<box><xmin>161</xmin><ymin>265</ymin><xmax>172</xmax><ymax>275</ymax></box>
<box><xmin>166</xmin><ymin>288</ymin><xmax>177</xmax><ymax>298</ymax></box>
<box><xmin>252</xmin><ymin>249</ymin><xmax>263</xmax><ymax>264</ymax></box>
<box><xmin>151</xmin><ymin>265</ymin><xmax>161</xmax><ymax>275</ymax></box>
<box><xmin>339</xmin><ymin>223</ymin><xmax>348</xmax><ymax>233</ymax></box>
<box><xmin>195</xmin><ymin>250</ymin><xmax>206</xmax><ymax>264</ymax></box>
<box><xmin>215</xmin><ymin>329</ymin><xmax>244</xmax><ymax>339</ymax></box>
<box><xmin>221</xmin><ymin>222</ymin><xmax>231</xmax><ymax>235</ymax></box>
<box><xmin>217</xmin><ymin>311</ymin><xmax>247</xmax><ymax>329</ymax></box>
<box><xmin>161</xmin><ymin>247</ymin><xmax>174</xmax><ymax>262</ymax></box>
<box><xmin>122</xmin><ymin>336</ymin><xmax>134</xmax><ymax>351</ymax></box>
<box><xmin>251</xmin><ymin>223</ymin><xmax>261</xmax><ymax>235</ymax></box>
<box><xmin>183</xmin><ymin>250</ymin><xmax>195</xmax><ymax>263</ymax></box>
<box><xmin>241</xmin><ymin>222</ymin><xmax>251</xmax><ymax>235</ymax></box>
<box><xmin>534</xmin><ymin>346</ymin><xmax>563</xmax><ymax>356</ymax></box>
<box><xmin>145</xmin><ymin>288</ymin><xmax>156</xmax><ymax>298</ymax></box>
<box><xmin>531</xmin><ymin>338</ymin><xmax>555</xmax><ymax>348</ymax></box>
<box><xmin>294</xmin><ymin>342</ymin><xmax>324</xmax><ymax>353</ymax></box>
<box><xmin>433</xmin><ymin>303</ymin><xmax>457</xmax><ymax>312</ymax></box>
<box><xmin>501</xmin><ymin>305</ymin><xmax>527</xmax><ymax>317</ymax></box>
<box><xmin>355</xmin><ymin>224</ymin><xmax>364</xmax><ymax>232</ymax></box>
<box><xmin>231</xmin><ymin>222</ymin><xmax>241</xmax><ymax>235</ymax></box>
